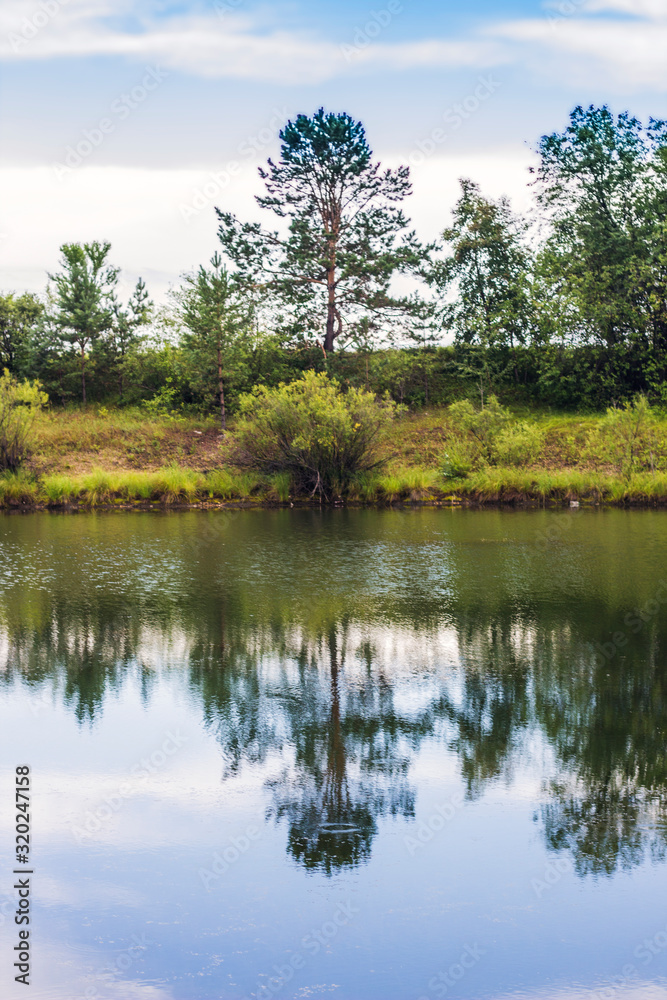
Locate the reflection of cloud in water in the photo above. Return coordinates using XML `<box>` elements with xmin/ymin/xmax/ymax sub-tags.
<box><xmin>35</xmin><ymin>874</ymin><xmax>145</xmax><ymax>910</ymax></box>
<box><xmin>2</xmin><ymin>940</ymin><xmax>175</xmax><ymax>1000</ymax></box>
<box><xmin>490</xmin><ymin>985</ymin><xmax>667</xmax><ymax>1000</ymax></box>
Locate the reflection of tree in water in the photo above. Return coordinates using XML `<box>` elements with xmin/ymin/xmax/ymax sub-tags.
<box><xmin>541</xmin><ymin>783</ymin><xmax>666</xmax><ymax>876</ymax></box>
<box><xmin>0</xmin><ymin>598</ymin><xmax>149</xmax><ymax>723</ymax></box>
<box><xmin>265</xmin><ymin>628</ymin><xmax>419</xmax><ymax>874</ymax></box>
<box><xmin>452</xmin><ymin>606</ymin><xmax>667</xmax><ymax>876</ymax></box>
<box><xmin>533</xmin><ymin>617</ymin><xmax>667</xmax><ymax>876</ymax></box>
<box><xmin>3</xmin><ymin>539</ymin><xmax>667</xmax><ymax>878</ymax></box>
<box><xmin>440</xmin><ymin>617</ymin><xmax>530</xmax><ymax>798</ymax></box>
<box><xmin>188</xmin><ymin>615</ymin><xmax>428</xmax><ymax>874</ymax></box>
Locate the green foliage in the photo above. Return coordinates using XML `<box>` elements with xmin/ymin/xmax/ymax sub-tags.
<box><xmin>448</xmin><ymin>395</ymin><xmax>511</xmax><ymax>462</ymax></box>
<box><xmin>41</xmin><ymin>474</ymin><xmax>77</xmax><ymax>504</ymax></box>
<box><xmin>141</xmin><ymin>377</ymin><xmax>181</xmax><ymax>417</ymax></box>
<box><xmin>533</xmin><ymin>106</ymin><xmax>667</xmax><ymax>398</ymax></box>
<box><xmin>441</xmin><ymin>444</ymin><xmax>476</xmax><ymax>480</ymax></box>
<box><xmin>0</xmin><ymin>292</ymin><xmax>44</xmax><ymax>378</ymax></box>
<box><xmin>494</xmin><ymin>422</ymin><xmax>545</xmax><ymax>467</ymax></box>
<box><xmin>48</xmin><ymin>241</ymin><xmax>118</xmax><ymax>405</ymax></box>
<box><xmin>102</xmin><ymin>277</ymin><xmax>154</xmax><ymax>401</ymax></box>
<box><xmin>172</xmin><ymin>253</ymin><xmax>253</xmax><ymax>429</ymax></box>
<box><xmin>8</xmin><ymin>106</ymin><xmax>667</xmax><ymax>414</ymax></box>
<box><xmin>0</xmin><ymin>469</ymin><xmax>39</xmax><ymax>505</ymax></box>
<box><xmin>267</xmin><ymin>471</ymin><xmax>292</xmax><ymax>502</ymax></box>
<box><xmin>0</xmin><ymin>369</ymin><xmax>48</xmax><ymax>471</ymax></box>
<box><xmin>217</xmin><ymin>108</ymin><xmax>431</xmax><ymax>352</ymax></box>
<box><xmin>235</xmin><ymin>371</ymin><xmax>396</xmax><ymax>497</ymax></box>
<box><xmin>590</xmin><ymin>395</ymin><xmax>656</xmax><ymax>479</ymax></box>
<box><xmin>430</xmin><ymin>179</ymin><xmax>533</xmax><ymax>392</ymax></box>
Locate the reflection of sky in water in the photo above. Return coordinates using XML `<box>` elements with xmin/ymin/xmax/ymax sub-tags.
<box><xmin>1</xmin><ymin>509</ymin><xmax>667</xmax><ymax>999</ymax></box>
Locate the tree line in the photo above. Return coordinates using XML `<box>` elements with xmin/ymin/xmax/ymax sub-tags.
<box><xmin>2</xmin><ymin>104</ymin><xmax>667</xmax><ymax>420</ymax></box>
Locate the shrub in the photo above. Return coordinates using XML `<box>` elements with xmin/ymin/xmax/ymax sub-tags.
<box><xmin>494</xmin><ymin>422</ymin><xmax>545</xmax><ymax>467</ymax></box>
<box><xmin>234</xmin><ymin>371</ymin><xmax>396</xmax><ymax>498</ymax></box>
<box><xmin>590</xmin><ymin>395</ymin><xmax>657</xmax><ymax>479</ymax></box>
<box><xmin>0</xmin><ymin>369</ymin><xmax>48</xmax><ymax>471</ymax></box>
<box><xmin>141</xmin><ymin>377</ymin><xmax>181</xmax><ymax>417</ymax></box>
<box><xmin>448</xmin><ymin>395</ymin><xmax>511</xmax><ymax>462</ymax></box>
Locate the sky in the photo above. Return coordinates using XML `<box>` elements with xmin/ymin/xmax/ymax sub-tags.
<box><xmin>1</xmin><ymin>0</ymin><xmax>666</xmax><ymax>301</ymax></box>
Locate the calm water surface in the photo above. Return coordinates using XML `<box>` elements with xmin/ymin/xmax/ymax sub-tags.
<box><xmin>1</xmin><ymin>508</ymin><xmax>667</xmax><ymax>1000</ymax></box>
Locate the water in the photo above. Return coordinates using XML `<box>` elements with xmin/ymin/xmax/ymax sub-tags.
<box><xmin>0</xmin><ymin>507</ymin><xmax>666</xmax><ymax>1000</ymax></box>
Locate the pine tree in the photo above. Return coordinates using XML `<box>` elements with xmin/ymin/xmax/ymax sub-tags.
<box><xmin>172</xmin><ymin>254</ymin><xmax>251</xmax><ymax>430</ymax></box>
<box><xmin>217</xmin><ymin>109</ymin><xmax>429</xmax><ymax>352</ymax></box>
<box><xmin>48</xmin><ymin>242</ymin><xmax>118</xmax><ymax>406</ymax></box>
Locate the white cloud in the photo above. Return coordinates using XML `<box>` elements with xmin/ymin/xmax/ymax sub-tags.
<box><xmin>492</xmin><ymin>14</ymin><xmax>667</xmax><ymax>90</ymax></box>
<box><xmin>0</xmin><ymin>152</ymin><xmax>536</xmax><ymax>300</ymax></box>
<box><xmin>0</xmin><ymin>0</ymin><xmax>505</xmax><ymax>84</ymax></box>
<box><xmin>1</xmin><ymin>0</ymin><xmax>664</xmax><ymax>90</ymax></box>
<box><xmin>583</xmin><ymin>0</ymin><xmax>667</xmax><ymax>18</ymax></box>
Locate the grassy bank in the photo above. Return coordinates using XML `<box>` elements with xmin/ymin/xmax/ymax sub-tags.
<box><xmin>2</xmin><ymin>404</ymin><xmax>667</xmax><ymax>508</ymax></box>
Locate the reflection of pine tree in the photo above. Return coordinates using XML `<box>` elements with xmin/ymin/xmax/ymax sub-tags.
<box><xmin>266</xmin><ymin>628</ymin><xmax>416</xmax><ymax>875</ymax></box>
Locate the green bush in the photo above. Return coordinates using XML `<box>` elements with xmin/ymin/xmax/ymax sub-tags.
<box><xmin>0</xmin><ymin>369</ymin><xmax>48</xmax><ymax>471</ymax></box>
<box><xmin>234</xmin><ymin>371</ymin><xmax>396</xmax><ymax>498</ymax></box>
<box><xmin>448</xmin><ymin>395</ymin><xmax>511</xmax><ymax>462</ymax></box>
<box><xmin>589</xmin><ymin>395</ymin><xmax>657</xmax><ymax>480</ymax></box>
<box><xmin>494</xmin><ymin>422</ymin><xmax>545</xmax><ymax>467</ymax></box>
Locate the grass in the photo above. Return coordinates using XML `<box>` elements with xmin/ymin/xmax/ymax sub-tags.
<box><xmin>30</xmin><ymin>406</ymin><xmax>222</xmax><ymax>477</ymax></box>
<box><xmin>6</xmin><ymin>402</ymin><xmax>667</xmax><ymax>508</ymax></box>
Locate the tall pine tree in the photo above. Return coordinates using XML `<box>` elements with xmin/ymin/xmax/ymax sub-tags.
<box><xmin>217</xmin><ymin>109</ymin><xmax>429</xmax><ymax>352</ymax></box>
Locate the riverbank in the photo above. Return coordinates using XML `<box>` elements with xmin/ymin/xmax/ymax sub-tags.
<box><xmin>3</xmin><ymin>404</ymin><xmax>667</xmax><ymax>508</ymax></box>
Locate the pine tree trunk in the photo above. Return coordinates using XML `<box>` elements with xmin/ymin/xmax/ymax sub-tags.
<box><xmin>217</xmin><ymin>343</ymin><xmax>226</xmax><ymax>432</ymax></box>
<box><xmin>81</xmin><ymin>342</ymin><xmax>87</xmax><ymax>407</ymax></box>
<box><xmin>324</xmin><ymin>266</ymin><xmax>336</xmax><ymax>352</ymax></box>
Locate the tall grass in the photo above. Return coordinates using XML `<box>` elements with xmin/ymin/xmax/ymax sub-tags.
<box><xmin>0</xmin><ymin>466</ymin><xmax>265</xmax><ymax>508</ymax></box>
<box><xmin>0</xmin><ymin>471</ymin><xmax>39</xmax><ymax>505</ymax></box>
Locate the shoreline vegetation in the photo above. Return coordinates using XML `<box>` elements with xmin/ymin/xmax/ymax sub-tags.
<box><xmin>5</xmin><ymin>107</ymin><xmax>667</xmax><ymax>512</ymax></box>
<box><xmin>4</xmin><ymin>402</ymin><xmax>667</xmax><ymax>510</ymax></box>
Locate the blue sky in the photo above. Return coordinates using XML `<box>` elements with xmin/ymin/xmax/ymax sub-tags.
<box><xmin>1</xmin><ymin>0</ymin><xmax>666</xmax><ymax>299</ymax></box>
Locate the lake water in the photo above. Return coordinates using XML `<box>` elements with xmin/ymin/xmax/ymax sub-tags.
<box><xmin>1</xmin><ymin>508</ymin><xmax>667</xmax><ymax>1000</ymax></box>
